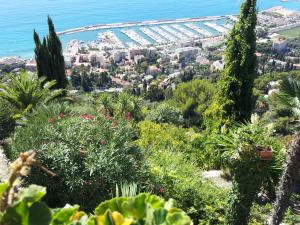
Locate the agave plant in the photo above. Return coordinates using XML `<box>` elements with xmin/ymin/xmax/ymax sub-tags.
<box><xmin>0</xmin><ymin>72</ymin><xmax>63</xmax><ymax>119</ymax></box>
<box><xmin>268</xmin><ymin>77</ymin><xmax>300</xmax><ymax>225</ymax></box>
<box><xmin>216</xmin><ymin>115</ymin><xmax>283</xmax><ymax>225</ymax></box>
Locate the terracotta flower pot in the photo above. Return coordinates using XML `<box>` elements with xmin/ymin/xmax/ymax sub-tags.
<box><xmin>257</xmin><ymin>146</ymin><xmax>273</xmax><ymax>160</ymax></box>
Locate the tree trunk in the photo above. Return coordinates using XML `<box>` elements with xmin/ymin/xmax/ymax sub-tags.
<box><xmin>269</xmin><ymin>134</ymin><xmax>300</xmax><ymax>225</ymax></box>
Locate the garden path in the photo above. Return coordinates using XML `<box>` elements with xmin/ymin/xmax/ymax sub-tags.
<box><xmin>0</xmin><ymin>147</ymin><xmax>9</xmax><ymax>182</ymax></box>
<box><xmin>202</xmin><ymin>170</ymin><xmax>232</xmax><ymax>189</ymax></box>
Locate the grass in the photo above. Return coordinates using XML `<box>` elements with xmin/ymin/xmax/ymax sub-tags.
<box><xmin>278</xmin><ymin>27</ymin><xmax>300</xmax><ymax>39</ymax></box>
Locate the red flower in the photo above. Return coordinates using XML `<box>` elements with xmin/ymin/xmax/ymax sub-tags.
<box><xmin>159</xmin><ymin>187</ymin><xmax>165</xmax><ymax>193</ymax></box>
<box><xmin>48</xmin><ymin>118</ymin><xmax>55</xmax><ymax>123</ymax></box>
<box><xmin>82</xmin><ymin>114</ymin><xmax>95</xmax><ymax>120</ymax></box>
<box><xmin>126</xmin><ymin>112</ymin><xmax>132</xmax><ymax>121</ymax></box>
<box><xmin>58</xmin><ymin>113</ymin><xmax>64</xmax><ymax>119</ymax></box>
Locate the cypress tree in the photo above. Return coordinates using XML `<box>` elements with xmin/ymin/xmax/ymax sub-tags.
<box><xmin>34</xmin><ymin>16</ymin><xmax>67</xmax><ymax>89</ymax></box>
<box><xmin>205</xmin><ymin>0</ymin><xmax>258</xmax><ymax>129</ymax></box>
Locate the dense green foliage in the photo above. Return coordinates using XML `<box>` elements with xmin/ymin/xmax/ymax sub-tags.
<box><xmin>137</xmin><ymin>121</ymin><xmax>228</xmax><ymax>224</ymax></box>
<box><xmin>171</xmin><ymin>79</ymin><xmax>215</xmax><ymax>128</ymax></box>
<box><xmin>34</xmin><ymin>17</ymin><xmax>67</xmax><ymax>89</ymax></box>
<box><xmin>0</xmin><ymin>100</ymin><xmax>15</xmax><ymax>140</ymax></box>
<box><xmin>206</xmin><ymin>0</ymin><xmax>258</xmax><ymax>129</ymax></box>
<box><xmin>146</xmin><ymin>104</ymin><xmax>184</xmax><ymax>126</ymax></box>
<box><xmin>6</xmin><ymin>104</ymin><xmax>148</xmax><ymax>211</ymax></box>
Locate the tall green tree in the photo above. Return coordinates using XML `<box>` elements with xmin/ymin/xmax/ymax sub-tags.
<box><xmin>205</xmin><ymin>0</ymin><xmax>258</xmax><ymax>129</ymax></box>
<box><xmin>34</xmin><ymin>16</ymin><xmax>67</xmax><ymax>89</ymax></box>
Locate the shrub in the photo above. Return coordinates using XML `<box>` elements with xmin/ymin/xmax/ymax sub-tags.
<box><xmin>137</xmin><ymin>121</ymin><xmax>201</xmax><ymax>166</ymax></box>
<box><xmin>0</xmin><ymin>100</ymin><xmax>15</xmax><ymax>140</ymax></box>
<box><xmin>145</xmin><ymin>148</ymin><xmax>228</xmax><ymax>225</ymax></box>
<box><xmin>5</xmin><ymin>104</ymin><xmax>149</xmax><ymax>211</ymax></box>
<box><xmin>146</xmin><ymin>103</ymin><xmax>184</xmax><ymax>126</ymax></box>
<box><xmin>137</xmin><ymin>121</ymin><xmax>228</xmax><ymax>224</ymax></box>
<box><xmin>0</xmin><ymin>152</ymin><xmax>192</xmax><ymax>225</ymax></box>
<box><xmin>171</xmin><ymin>79</ymin><xmax>215</xmax><ymax>128</ymax></box>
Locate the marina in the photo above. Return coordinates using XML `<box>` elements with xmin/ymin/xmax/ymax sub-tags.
<box><xmin>95</xmin><ymin>18</ymin><xmax>234</xmax><ymax>50</ymax></box>
<box><xmin>98</xmin><ymin>31</ymin><xmax>125</xmax><ymax>49</ymax></box>
<box><xmin>170</xmin><ymin>24</ymin><xmax>199</xmax><ymax>38</ymax></box>
<box><xmin>204</xmin><ymin>22</ymin><xmax>229</xmax><ymax>34</ymax></box>
<box><xmin>161</xmin><ymin>25</ymin><xmax>190</xmax><ymax>41</ymax></box>
<box><xmin>57</xmin><ymin>15</ymin><xmax>230</xmax><ymax>35</ymax></box>
<box><xmin>121</xmin><ymin>29</ymin><xmax>151</xmax><ymax>46</ymax></box>
<box><xmin>185</xmin><ymin>23</ymin><xmax>213</xmax><ymax>37</ymax></box>
<box><xmin>139</xmin><ymin>27</ymin><xmax>167</xmax><ymax>44</ymax></box>
<box><xmin>150</xmin><ymin>26</ymin><xmax>179</xmax><ymax>43</ymax></box>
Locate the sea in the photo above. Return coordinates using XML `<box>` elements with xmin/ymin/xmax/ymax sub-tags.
<box><xmin>0</xmin><ymin>0</ymin><xmax>299</xmax><ymax>58</ymax></box>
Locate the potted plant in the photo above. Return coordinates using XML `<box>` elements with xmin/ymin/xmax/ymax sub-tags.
<box><xmin>257</xmin><ymin>146</ymin><xmax>273</xmax><ymax>160</ymax></box>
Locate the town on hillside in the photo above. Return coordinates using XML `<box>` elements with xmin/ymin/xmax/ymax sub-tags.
<box><xmin>1</xmin><ymin>6</ymin><xmax>300</xmax><ymax>94</ymax></box>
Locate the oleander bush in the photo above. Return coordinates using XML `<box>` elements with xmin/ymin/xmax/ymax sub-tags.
<box><xmin>5</xmin><ymin>103</ymin><xmax>149</xmax><ymax>211</ymax></box>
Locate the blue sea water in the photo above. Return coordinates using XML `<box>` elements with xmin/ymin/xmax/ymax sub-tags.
<box><xmin>0</xmin><ymin>0</ymin><xmax>299</xmax><ymax>58</ymax></box>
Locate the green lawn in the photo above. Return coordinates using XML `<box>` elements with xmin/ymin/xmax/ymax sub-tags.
<box><xmin>278</xmin><ymin>26</ymin><xmax>300</xmax><ymax>39</ymax></box>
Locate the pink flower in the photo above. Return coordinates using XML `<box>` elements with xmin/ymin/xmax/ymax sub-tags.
<box><xmin>58</xmin><ymin>113</ymin><xmax>64</xmax><ymax>119</ymax></box>
<box><xmin>82</xmin><ymin>114</ymin><xmax>95</xmax><ymax>120</ymax></box>
<box><xmin>48</xmin><ymin>118</ymin><xmax>55</xmax><ymax>123</ymax></box>
<box><xmin>126</xmin><ymin>112</ymin><xmax>132</xmax><ymax>121</ymax></box>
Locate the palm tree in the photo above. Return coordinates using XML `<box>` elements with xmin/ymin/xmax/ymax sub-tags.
<box><xmin>99</xmin><ymin>93</ymin><xmax>114</xmax><ymax>116</ymax></box>
<box><xmin>0</xmin><ymin>72</ymin><xmax>63</xmax><ymax>119</ymax></box>
<box><xmin>117</xmin><ymin>92</ymin><xmax>131</xmax><ymax>117</ymax></box>
<box><xmin>269</xmin><ymin>77</ymin><xmax>300</xmax><ymax>225</ymax></box>
<box><xmin>130</xmin><ymin>96</ymin><xmax>142</xmax><ymax>121</ymax></box>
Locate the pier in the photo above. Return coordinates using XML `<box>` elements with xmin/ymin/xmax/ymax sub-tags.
<box><xmin>98</xmin><ymin>31</ymin><xmax>125</xmax><ymax>49</ymax></box>
<box><xmin>204</xmin><ymin>22</ymin><xmax>228</xmax><ymax>34</ymax></box>
<box><xmin>170</xmin><ymin>24</ymin><xmax>199</xmax><ymax>38</ymax></box>
<box><xmin>161</xmin><ymin>25</ymin><xmax>189</xmax><ymax>41</ymax></box>
<box><xmin>185</xmin><ymin>23</ymin><xmax>213</xmax><ymax>37</ymax></box>
<box><xmin>140</xmin><ymin>27</ymin><xmax>167</xmax><ymax>44</ymax></box>
<box><xmin>223</xmin><ymin>23</ymin><xmax>233</xmax><ymax>29</ymax></box>
<box><xmin>121</xmin><ymin>29</ymin><xmax>151</xmax><ymax>46</ymax></box>
<box><xmin>126</xmin><ymin>42</ymin><xmax>140</xmax><ymax>48</ymax></box>
<box><xmin>150</xmin><ymin>27</ymin><xmax>178</xmax><ymax>43</ymax></box>
<box><xmin>228</xmin><ymin>15</ymin><xmax>238</xmax><ymax>22</ymax></box>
